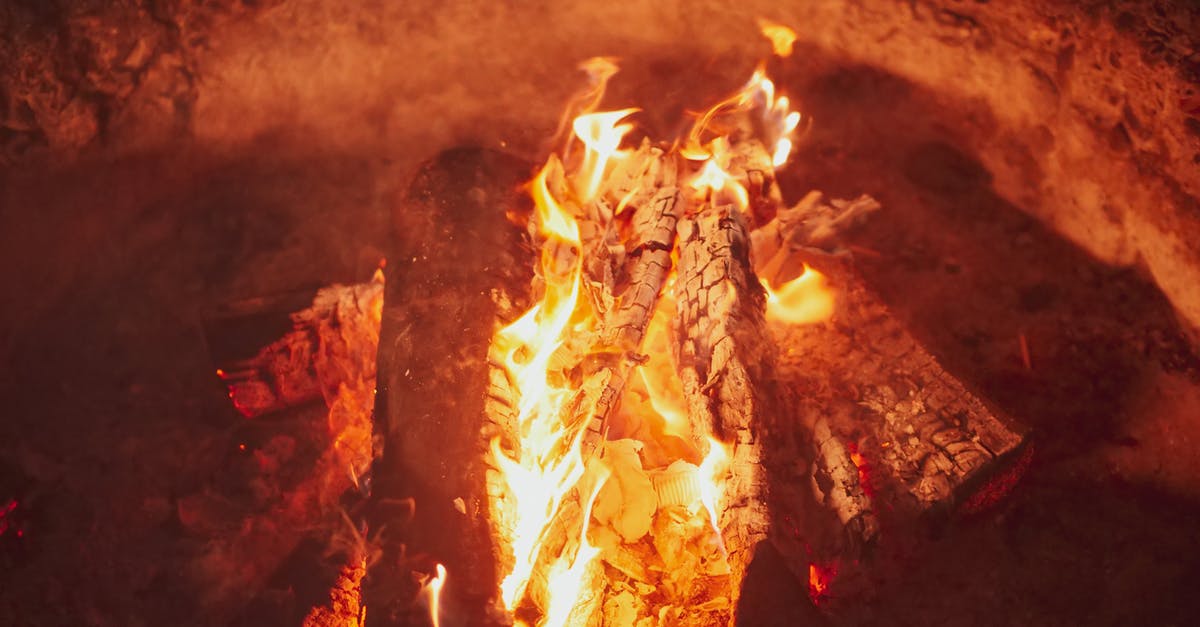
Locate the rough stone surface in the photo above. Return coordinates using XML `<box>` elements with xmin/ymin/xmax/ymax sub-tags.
<box><xmin>2</xmin><ymin>0</ymin><xmax>1198</xmax><ymax>338</ymax></box>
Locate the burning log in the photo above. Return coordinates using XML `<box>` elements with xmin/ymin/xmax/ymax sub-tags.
<box><xmin>674</xmin><ymin>203</ymin><xmax>773</xmax><ymax>613</ymax></box>
<box><xmin>481</xmin><ymin>139</ymin><xmax>739</xmax><ymax>625</ymax></box>
<box><xmin>364</xmin><ymin>147</ymin><xmax>535</xmax><ymax>626</ymax></box>
<box><xmin>753</xmin><ymin>191</ymin><xmax>1027</xmax><ymax>589</ymax></box>
<box><xmin>194</xmin><ymin>272</ymin><xmax>385</xmax><ymax>619</ymax></box>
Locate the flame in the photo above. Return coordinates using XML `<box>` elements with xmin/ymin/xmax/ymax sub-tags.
<box><xmin>808</xmin><ymin>562</ymin><xmax>838</xmax><ymax>603</ymax></box>
<box><xmin>637</xmin><ymin>289</ymin><xmax>691</xmax><ymax>439</ymax></box>
<box><xmin>689</xmin><ymin>140</ymin><xmax>750</xmax><ymax>211</ymax></box>
<box><xmin>542</xmin><ymin>468</ymin><xmax>610</xmax><ymax>627</ymax></box>
<box><xmin>426</xmin><ymin>564</ymin><xmax>447</xmax><ymax>627</ymax></box>
<box><xmin>552</xmin><ymin>57</ymin><xmax>621</xmax><ymax>154</ymax></box>
<box><xmin>683</xmin><ymin>64</ymin><xmax>804</xmax><ymax>207</ymax></box>
<box><xmin>491</xmin><ymin>102</ymin><xmax>636</xmax><ymax>612</ymax></box>
<box><xmin>491</xmin><ymin>175</ymin><xmax>588</xmax><ymax>608</ymax></box>
<box><xmin>761</xmin><ymin>265</ymin><xmax>835</xmax><ymax>325</ymax></box>
<box><xmin>698</xmin><ymin>437</ymin><xmax>730</xmax><ymax>553</ymax></box>
<box><xmin>758</xmin><ymin>18</ymin><xmax>797</xmax><ymax>57</ymax></box>
<box><xmin>572</xmin><ymin>108</ymin><xmax>638</xmax><ymax>201</ymax></box>
<box><xmin>531</xmin><ymin>162</ymin><xmax>581</xmax><ymax>243</ymax></box>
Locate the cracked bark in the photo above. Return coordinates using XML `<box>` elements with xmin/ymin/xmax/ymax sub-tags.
<box><xmin>674</xmin><ymin>203</ymin><xmax>774</xmax><ymax>621</ymax></box>
<box><xmin>761</xmin><ymin>226</ymin><xmax>1026</xmax><ymax>594</ymax></box>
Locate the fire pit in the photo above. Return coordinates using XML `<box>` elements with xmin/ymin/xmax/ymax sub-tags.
<box><xmin>1</xmin><ymin>2</ymin><xmax>1198</xmax><ymax>626</ymax></box>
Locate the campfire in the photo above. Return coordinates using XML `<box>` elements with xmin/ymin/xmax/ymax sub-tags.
<box><xmin>5</xmin><ymin>2</ymin><xmax>1200</xmax><ymax>626</ymax></box>
<box><xmin>212</xmin><ymin>22</ymin><xmax>1029</xmax><ymax>627</ymax></box>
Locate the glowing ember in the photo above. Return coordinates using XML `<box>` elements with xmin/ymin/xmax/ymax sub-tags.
<box><xmin>847</xmin><ymin>441</ymin><xmax>875</xmax><ymax>498</ymax></box>
<box><xmin>808</xmin><ymin>562</ymin><xmax>838</xmax><ymax>603</ymax></box>
<box><xmin>0</xmin><ymin>499</ymin><xmax>19</xmax><ymax>537</ymax></box>
<box><xmin>959</xmin><ymin>443</ymin><xmax>1036</xmax><ymax>516</ymax></box>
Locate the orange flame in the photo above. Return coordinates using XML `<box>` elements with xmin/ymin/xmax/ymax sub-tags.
<box><xmin>690</xmin><ymin>157</ymin><xmax>750</xmax><ymax>210</ymax></box>
<box><xmin>426</xmin><ymin>564</ymin><xmax>446</xmax><ymax>627</ymax></box>
<box><xmin>808</xmin><ymin>562</ymin><xmax>838</xmax><ymax>603</ymax></box>
<box><xmin>758</xmin><ymin>18</ymin><xmax>797</xmax><ymax>57</ymax></box>
<box><xmin>492</xmin><ymin>156</ymin><xmax>590</xmax><ymax>608</ymax></box>
<box><xmin>552</xmin><ymin>57</ymin><xmax>621</xmax><ymax>154</ymax></box>
<box><xmin>682</xmin><ymin>64</ymin><xmax>803</xmax><ymax>208</ymax></box>
<box><xmin>637</xmin><ymin>289</ymin><xmax>691</xmax><ymax>440</ymax></box>
<box><xmin>698</xmin><ymin>437</ymin><xmax>730</xmax><ymax>555</ymax></box>
<box><xmin>491</xmin><ymin>104</ymin><xmax>637</xmax><ymax>613</ymax></box>
<box><xmin>542</xmin><ymin>468</ymin><xmax>610</xmax><ymax>627</ymax></box>
<box><xmin>761</xmin><ymin>265</ymin><xmax>835</xmax><ymax>325</ymax></box>
<box><xmin>572</xmin><ymin>108</ymin><xmax>638</xmax><ymax>201</ymax></box>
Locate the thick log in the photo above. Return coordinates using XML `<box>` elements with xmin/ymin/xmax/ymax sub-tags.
<box><xmin>755</xmin><ymin>193</ymin><xmax>1027</xmax><ymax>588</ymax></box>
<box><xmin>601</xmin><ymin>147</ymin><xmax>680</xmax><ymax>352</ymax></box>
<box><xmin>673</xmin><ymin>203</ymin><xmax>775</xmax><ymax>623</ymax></box>
<box><xmin>581</xmin><ymin>164</ymin><xmax>682</xmax><ymax>458</ymax></box>
<box><xmin>365</xmin><ymin>147</ymin><xmax>534</xmax><ymax>626</ymax></box>
<box><xmin>773</xmin><ymin>255</ymin><xmax>1026</xmax><ymax>511</ymax></box>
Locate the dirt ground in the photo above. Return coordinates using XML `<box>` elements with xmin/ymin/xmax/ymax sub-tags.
<box><xmin>2</xmin><ymin>17</ymin><xmax>1199</xmax><ymax>627</ymax></box>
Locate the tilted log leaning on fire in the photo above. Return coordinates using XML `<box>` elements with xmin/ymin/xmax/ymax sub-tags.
<box><xmin>749</xmin><ymin>188</ymin><xmax>1027</xmax><ymax>577</ymax></box>
<box><xmin>673</xmin><ymin>201</ymin><xmax>774</xmax><ymax>591</ymax></box>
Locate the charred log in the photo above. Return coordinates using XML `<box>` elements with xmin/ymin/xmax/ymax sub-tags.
<box><xmin>755</xmin><ymin>193</ymin><xmax>1026</xmax><ymax>583</ymax></box>
<box><xmin>365</xmin><ymin>147</ymin><xmax>534</xmax><ymax>626</ymax></box>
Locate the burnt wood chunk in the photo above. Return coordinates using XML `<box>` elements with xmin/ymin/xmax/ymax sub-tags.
<box><xmin>603</xmin><ymin>157</ymin><xmax>680</xmax><ymax>352</ymax></box>
<box><xmin>213</xmin><ymin>279</ymin><xmax>384</xmax><ymax>417</ymax></box>
<box><xmin>767</xmin><ymin>253</ymin><xmax>1027</xmax><ymax>583</ymax></box>
<box><xmin>365</xmin><ymin>147</ymin><xmax>533</xmax><ymax>626</ymax></box>
<box><xmin>778</xmin><ymin>256</ymin><xmax>1025</xmax><ymax>509</ymax></box>
<box><xmin>749</xmin><ymin>191</ymin><xmax>1025</xmax><ymax>584</ymax></box>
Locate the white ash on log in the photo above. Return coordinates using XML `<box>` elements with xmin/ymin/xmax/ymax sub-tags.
<box><xmin>672</xmin><ymin>202</ymin><xmax>776</xmax><ymax>624</ymax></box>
